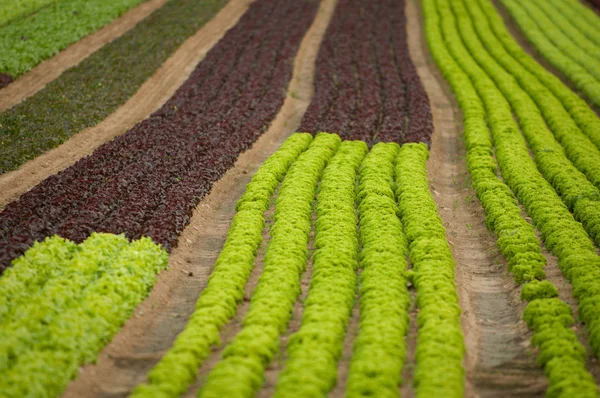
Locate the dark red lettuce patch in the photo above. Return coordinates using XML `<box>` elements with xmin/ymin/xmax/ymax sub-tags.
<box><xmin>299</xmin><ymin>0</ymin><xmax>433</xmax><ymax>145</ymax></box>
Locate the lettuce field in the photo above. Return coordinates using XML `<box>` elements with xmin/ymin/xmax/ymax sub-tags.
<box><xmin>1</xmin><ymin>0</ymin><xmax>600</xmax><ymax>396</ymax></box>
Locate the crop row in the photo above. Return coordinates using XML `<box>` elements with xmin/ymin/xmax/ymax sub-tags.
<box><xmin>346</xmin><ymin>142</ymin><xmax>410</xmax><ymax>397</ymax></box>
<box><xmin>0</xmin><ymin>0</ymin><xmax>147</xmax><ymax>81</ymax></box>
<box><xmin>272</xmin><ymin>140</ymin><xmax>367</xmax><ymax>397</ymax></box>
<box><xmin>197</xmin><ymin>133</ymin><xmax>340</xmax><ymax>398</ymax></box>
<box><xmin>395</xmin><ymin>143</ymin><xmax>464</xmax><ymax>397</ymax></box>
<box><xmin>298</xmin><ymin>0</ymin><xmax>433</xmax><ymax>145</ymax></box>
<box><xmin>0</xmin><ymin>0</ymin><xmax>58</xmax><ymax>28</ymax></box>
<box><xmin>544</xmin><ymin>0</ymin><xmax>600</xmax><ymax>49</ymax></box>
<box><xmin>130</xmin><ymin>133</ymin><xmax>313</xmax><ymax>397</ymax></box>
<box><xmin>499</xmin><ymin>0</ymin><xmax>600</xmax><ymax>107</ymax></box>
<box><xmin>0</xmin><ymin>233</ymin><xmax>168</xmax><ymax>397</ymax></box>
<box><xmin>0</xmin><ymin>0</ymin><xmax>318</xmax><ymax>272</ymax></box>
<box><xmin>423</xmin><ymin>0</ymin><xmax>599</xmax><ymax>394</ymax></box>
<box><xmin>0</xmin><ymin>0</ymin><xmax>228</xmax><ymax>173</ymax></box>
<box><xmin>451</xmin><ymin>0</ymin><xmax>600</xmax><ymax>245</ymax></box>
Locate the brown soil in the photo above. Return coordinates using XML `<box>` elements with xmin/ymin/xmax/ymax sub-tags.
<box><xmin>0</xmin><ymin>0</ymin><xmax>169</xmax><ymax>112</ymax></box>
<box><xmin>0</xmin><ymin>0</ymin><xmax>254</xmax><ymax>211</ymax></box>
<box><xmin>60</xmin><ymin>0</ymin><xmax>335</xmax><ymax>395</ymax></box>
<box><xmin>407</xmin><ymin>0</ymin><xmax>547</xmax><ymax>396</ymax></box>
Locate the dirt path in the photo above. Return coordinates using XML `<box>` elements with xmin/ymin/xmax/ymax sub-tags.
<box><xmin>61</xmin><ymin>0</ymin><xmax>335</xmax><ymax>396</ymax></box>
<box><xmin>0</xmin><ymin>0</ymin><xmax>254</xmax><ymax>211</ymax></box>
<box><xmin>0</xmin><ymin>0</ymin><xmax>168</xmax><ymax>113</ymax></box>
<box><xmin>407</xmin><ymin>0</ymin><xmax>547</xmax><ymax>396</ymax></box>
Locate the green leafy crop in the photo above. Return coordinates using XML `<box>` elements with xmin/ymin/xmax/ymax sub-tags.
<box><xmin>346</xmin><ymin>142</ymin><xmax>411</xmax><ymax>397</ymax></box>
<box><xmin>423</xmin><ymin>0</ymin><xmax>599</xmax><ymax>394</ymax></box>
<box><xmin>395</xmin><ymin>143</ymin><xmax>465</xmax><ymax>397</ymax></box>
<box><xmin>0</xmin><ymin>233</ymin><xmax>168</xmax><ymax>397</ymax></box>
<box><xmin>0</xmin><ymin>0</ymin><xmax>59</xmax><ymax>27</ymax></box>
<box><xmin>273</xmin><ymin>140</ymin><xmax>367</xmax><ymax>397</ymax></box>
<box><xmin>197</xmin><ymin>133</ymin><xmax>340</xmax><ymax>398</ymax></box>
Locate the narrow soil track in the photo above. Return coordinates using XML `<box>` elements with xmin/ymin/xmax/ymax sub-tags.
<box><xmin>407</xmin><ymin>0</ymin><xmax>546</xmax><ymax>396</ymax></box>
<box><xmin>61</xmin><ymin>0</ymin><xmax>336</xmax><ymax>396</ymax></box>
<box><xmin>0</xmin><ymin>0</ymin><xmax>169</xmax><ymax>112</ymax></box>
<box><xmin>0</xmin><ymin>0</ymin><xmax>254</xmax><ymax>211</ymax></box>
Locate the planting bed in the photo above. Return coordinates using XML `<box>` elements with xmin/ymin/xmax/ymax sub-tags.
<box><xmin>2</xmin><ymin>0</ymin><xmax>600</xmax><ymax>396</ymax></box>
<box><xmin>298</xmin><ymin>0</ymin><xmax>433</xmax><ymax>145</ymax></box>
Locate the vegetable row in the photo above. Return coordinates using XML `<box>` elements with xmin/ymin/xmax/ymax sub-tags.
<box><xmin>499</xmin><ymin>0</ymin><xmax>600</xmax><ymax>107</ymax></box>
<box><xmin>273</xmin><ymin>140</ymin><xmax>367</xmax><ymax>397</ymax></box>
<box><xmin>130</xmin><ymin>132</ymin><xmax>314</xmax><ymax>397</ymax></box>
<box><xmin>395</xmin><ymin>143</ymin><xmax>465</xmax><ymax>397</ymax></box>
<box><xmin>298</xmin><ymin>0</ymin><xmax>433</xmax><ymax>145</ymax></box>
<box><xmin>0</xmin><ymin>0</ymin><xmax>147</xmax><ymax>81</ymax></box>
<box><xmin>0</xmin><ymin>0</ymin><xmax>318</xmax><ymax>271</ymax></box>
<box><xmin>197</xmin><ymin>133</ymin><xmax>340</xmax><ymax>398</ymax></box>
<box><xmin>346</xmin><ymin>142</ymin><xmax>410</xmax><ymax>397</ymax></box>
<box><xmin>423</xmin><ymin>0</ymin><xmax>599</xmax><ymax>394</ymax></box>
<box><xmin>0</xmin><ymin>233</ymin><xmax>168</xmax><ymax>398</ymax></box>
<box><xmin>453</xmin><ymin>0</ymin><xmax>600</xmax><ymax>246</ymax></box>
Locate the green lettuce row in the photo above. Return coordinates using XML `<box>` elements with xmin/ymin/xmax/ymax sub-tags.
<box><xmin>0</xmin><ymin>233</ymin><xmax>168</xmax><ymax>397</ymax></box>
<box><xmin>0</xmin><ymin>0</ymin><xmax>59</xmax><ymax>27</ymax></box>
<box><xmin>436</xmin><ymin>0</ymin><xmax>600</xmax><ymax>360</ymax></box>
<box><xmin>529</xmin><ymin>0</ymin><xmax>600</xmax><ymax>63</ymax></box>
<box><xmin>129</xmin><ymin>133</ymin><xmax>313</xmax><ymax>398</ymax></box>
<box><xmin>395</xmin><ymin>143</ymin><xmax>465</xmax><ymax>397</ymax></box>
<box><xmin>545</xmin><ymin>0</ymin><xmax>600</xmax><ymax>48</ymax></box>
<box><xmin>450</xmin><ymin>0</ymin><xmax>600</xmax><ymax>245</ymax></box>
<box><xmin>197</xmin><ymin>133</ymin><xmax>340</xmax><ymax>398</ymax></box>
<box><xmin>474</xmin><ymin>0</ymin><xmax>600</xmax><ymax>152</ymax></box>
<box><xmin>561</xmin><ymin>0</ymin><xmax>600</xmax><ymax>42</ymax></box>
<box><xmin>272</xmin><ymin>140</ymin><xmax>367</xmax><ymax>397</ymax></box>
<box><xmin>0</xmin><ymin>235</ymin><xmax>78</xmax><ymax>324</ymax></box>
<box><xmin>346</xmin><ymin>142</ymin><xmax>410</xmax><ymax>398</ymax></box>
<box><xmin>424</xmin><ymin>0</ymin><xmax>599</xmax><ymax>393</ymax></box>
<box><xmin>502</xmin><ymin>0</ymin><xmax>600</xmax><ymax>81</ymax></box>
<box><xmin>497</xmin><ymin>0</ymin><xmax>600</xmax><ymax>107</ymax></box>
<box><xmin>0</xmin><ymin>0</ymin><xmax>147</xmax><ymax>78</ymax></box>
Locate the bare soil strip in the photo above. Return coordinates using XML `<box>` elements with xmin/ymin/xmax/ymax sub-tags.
<box><xmin>0</xmin><ymin>0</ymin><xmax>168</xmax><ymax>112</ymax></box>
<box><xmin>407</xmin><ymin>0</ymin><xmax>546</xmax><ymax>396</ymax></box>
<box><xmin>0</xmin><ymin>0</ymin><xmax>254</xmax><ymax>211</ymax></box>
<box><xmin>60</xmin><ymin>0</ymin><xmax>335</xmax><ymax>396</ymax></box>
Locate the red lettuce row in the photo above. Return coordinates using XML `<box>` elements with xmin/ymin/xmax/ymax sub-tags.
<box><xmin>423</xmin><ymin>0</ymin><xmax>598</xmax><ymax>394</ymax></box>
<box><xmin>129</xmin><ymin>133</ymin><xmax>313</xmax><ymax>397</ymax></box>
<box><xmin>272</xmin><ymin>140</ymin><xmax>367</xmax><ymax>397</ymax></box>
<box><xmin>451</xmin><ymin>0</ymin><xmax>600</xmax><ymax>246</ymax></box>
<box><xmin>346</xmin><ymin>142</ymin><xmax>411</xmax><ymax>397</ymax></box>
<box><xmin>0</xmin><ymin>0</ymin><xmax>318</xmax><ymax>273</ymax></box>
<box><xmin>196</xmin><ymin>133</ymin><xmax>340</xmax><ymax>398</ymax></box>
<box><xmin>0</xmin><ymin>233</ymin><xmax>168</xmax><ymax>397</ymax></box>
<box><xmin>395</xmin><ymin>143</ymin><xmax>465</xmax><ymax>397</ymax></box>
<box><xmin>298</xmin><ymin>0</ymin><xmax>433</xmax><ymax>145</ymax></box>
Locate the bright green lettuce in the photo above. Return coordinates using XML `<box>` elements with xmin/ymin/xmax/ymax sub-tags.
<box><xmin>0</xmin><ymin>0</ymin><xmax>60</xmax><ymax>27</ymax></box>
<box><xmin>273</xmin><ymin>140</ymin><xmax>367</xmax><ymax>397</ymax></box>
<box><xmin>0</xmin><ymin>233</ymin><xmax>167</xmax><ymax>397</ymax></box>
<box><xmin>129</xmin><ymin>133</ymin><xmax>313</xmax><ymax>397</ymax></box>
<box><xmin>346</xmin><ymin>142</ymin><xmax>411</xmax><ymax>398</ymax></box>
<box><xmin>395</xmin><ymin>143</ymin><xmax>465</xmax><ymax>398</ymax></box>
<box><xmin>423</xmin><ymin>0</ymin><xmax>599</xmax><ymax>394</ymax></box>
<box><xmin>197</xmin><ymin>133</ymin><xmax>340</xmax><ymax>398</ymax></box>
<box><xmin>498</xmin><ymin>0</ymin><xmax>600</xmax><ymax>107</ymax></box>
